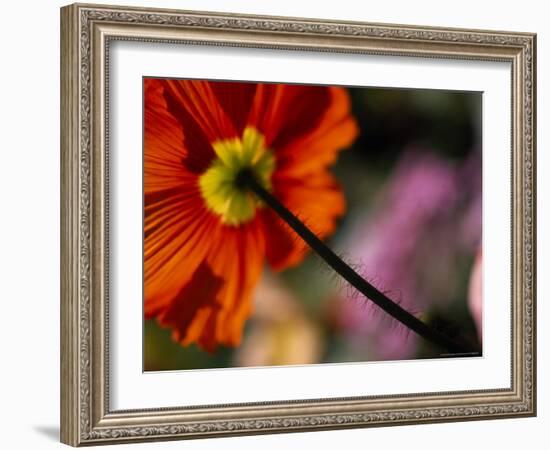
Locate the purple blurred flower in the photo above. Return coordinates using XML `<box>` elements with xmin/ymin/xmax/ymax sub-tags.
<box><xmin>337</xmin><ymin>148</ymin><xmax>481</xmax><ymax>360</ymax></box>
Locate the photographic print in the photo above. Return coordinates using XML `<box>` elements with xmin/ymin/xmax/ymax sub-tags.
<box><xmin>143</xmin><ymin>78</ymin><xmax>482</xmax><ymax>371</ymax></box>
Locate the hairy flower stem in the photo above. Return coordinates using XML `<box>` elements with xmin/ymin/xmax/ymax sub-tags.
<box><xmin>239</xmin><ymin>170</ymin><xmax>472</xmax><ymax>355</ymax></box>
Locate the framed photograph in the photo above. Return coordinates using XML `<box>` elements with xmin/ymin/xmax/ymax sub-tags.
<box><xmin>60</xmin><ymin>3</ymin><xmax>536</xmax><ymax>446</ymax></box>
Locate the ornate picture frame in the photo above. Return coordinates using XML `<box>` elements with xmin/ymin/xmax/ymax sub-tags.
<box><xmin>60</xmin><ymin>3</ymin><xmax>536</xmax><ymax>446</ymax></box>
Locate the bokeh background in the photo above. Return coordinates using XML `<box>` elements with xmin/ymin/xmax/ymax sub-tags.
<box><xmin>144</xmin><ymin>85</ymin><xmax>482</xmax><ymax>371</ymax></box>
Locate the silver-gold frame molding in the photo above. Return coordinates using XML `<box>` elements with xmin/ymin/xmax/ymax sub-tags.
<box><xmin>60</xmin><ymin>3</ymin><xmax>536</xmax><ymax>446</ymax></box>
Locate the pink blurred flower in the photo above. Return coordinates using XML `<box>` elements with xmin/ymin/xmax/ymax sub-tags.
<box><xmin>468</xmin><ymin>249</ymin><xmax>483</xmax><ymax>341</ymax></box>
<box><xmin>337</xmin><ymin>148</ymin><xmax>481</xmax><ymax>360</ymax></box>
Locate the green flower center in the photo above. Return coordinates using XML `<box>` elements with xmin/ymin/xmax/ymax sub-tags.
<box><xmin>199</xmin><ymin>127</ymin><xmax>275</xmax><ymax>226</ymax></box>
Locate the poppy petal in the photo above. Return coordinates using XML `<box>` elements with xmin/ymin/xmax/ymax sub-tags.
<box><xmin>210</xmin><ymin>81</ymin><xmax>257</xmax><ymax>136</ymax></box>
<box><xmin>263</xmin><ymin>172</ymin><xmax>346</xmax><ymax>270</ymax></box>
<box><xmin>247</xmin><ymin>84</ymin><xmax>331</xmax><ymax>148</ymax></box>
<box><xmin>154</xmin><ymin>217</ymin><xmax>265</xmax><ymax>352</ymax></box>
<box><xmin>275</xmin><ymin>87</ymin><xmax>359</xmax><ymax>177</ymax></box>
<box><xmin>156</xmin><ymin>261</ymin><xmax>225</xmax><ymax>346</ymax></box>
<box><xmin>144</xmin><ymin>78</ymin><xmax>201</xmax><ymax>189</ymax></box>
<box><xmin>163</xmin><ymin>79</ymin><xmax>239</xmax><ymax>142</ymax></box>
<box><xmin>197</xmin><ymin>218</ymin><xmax>266</xmax><ymax>350</ymax></box>
<box><xmin>144</xmin><ymin>186</ymin><xmax>222</xmax><ymax>318</ymax></box>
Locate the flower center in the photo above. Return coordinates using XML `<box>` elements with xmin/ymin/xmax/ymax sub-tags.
<box><xmin>199</xmin><ymin>127</ymin><xmax>276</xmax><ymax>226</ymax></box>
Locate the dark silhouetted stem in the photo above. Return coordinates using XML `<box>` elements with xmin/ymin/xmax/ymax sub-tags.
<box><xmin>240</xmin><ymin>170</ymin><xmax>471</xmax><ymax>355</ymax></box>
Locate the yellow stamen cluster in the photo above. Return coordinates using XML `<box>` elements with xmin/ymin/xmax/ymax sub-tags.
<box><xmin>199</xmin><ymin>127</ymin><xmax>275</xmax><ymax>226</ymax></box>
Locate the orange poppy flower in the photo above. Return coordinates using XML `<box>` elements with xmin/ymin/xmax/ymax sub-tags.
<box><xmin>144</xmin><ymin>79</ymin><xmax>358</xmax><ymax>352</ymax></box>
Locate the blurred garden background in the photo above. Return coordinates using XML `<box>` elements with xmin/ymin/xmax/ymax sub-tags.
<box><xmin>144</xmin><ymin>85</ymin><xmax>482</xmax><ymax>371</ymax></box>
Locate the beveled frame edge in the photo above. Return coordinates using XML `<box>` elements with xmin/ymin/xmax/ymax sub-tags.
<box><xmin>60</xmin><ymin>2</ymin><xmax>537</xmax><ymax>446</ymax></box>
